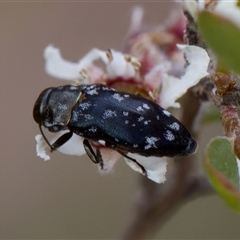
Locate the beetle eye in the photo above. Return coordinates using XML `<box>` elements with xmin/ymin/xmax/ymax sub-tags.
<box><xmin>41</xmin><ymin>108</ymin><xmax>53</xmax><ymax>128</ymax></box>
<box><xmin>33</xmin><ymin>87</ymin><xmax>54</xmax><ymax>126</ymax></box>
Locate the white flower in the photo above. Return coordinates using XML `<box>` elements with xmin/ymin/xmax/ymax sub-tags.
<box><xmin>181</xmin><ymin>0</ymin><xmax>240</xmax><ymax>28</ymax></box>
<box><xmin>35</xmin><ymin>134</ymin><xmax>50</xmax><ymax>161</ymax></box>
<box><xmin>44</xmin><ymin>45</ymin><xmax>140</xmax><ymax>83</ymax></box>
<box><xmin>35</xmin><ymin>6</ymin><xmax>210</xmax><ymax>184</ymax></box>
<box><xmin>237</xmin><ymin>158</ymin><xmax>240</xmax><ymax>185</ymax></box>
<box><xmin>35</xmin><ymin>131</ymin><xmax>85</xmax><ymax>161</ymax></box>
<box><xmin>160</xmin><ymin>44</ymin><xmax>210</xmax><ymax>109</ymax></box>
<box><xmin>125</xmin><ymin>154</ymin><xmax>168</xmax><ymax>183</ymax></box>
<box><xmin>44</xmin><ymin>46</ymin><xmax>81</xmax><ymax>80</ymax></box>
<box><xmin>214</xmin><ymin>0</ymin><xmax>240</xmax><ymax>28</ymax></box>
<box><xmin>36</xmin><ymin>43</ymin><xmax>209</xmax><ymax>184</ymax></box>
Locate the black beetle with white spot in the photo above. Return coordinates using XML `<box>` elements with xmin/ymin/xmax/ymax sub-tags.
<box><xmin>33</xmin><ymin>84</ymin><xmax>197</xmax><ymax>176</ymax></box>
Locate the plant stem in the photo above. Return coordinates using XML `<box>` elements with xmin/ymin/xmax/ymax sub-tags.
<box><xmin>120</xmin><ymin>90</ymin><xmax>213</xmax><ymax>240</ymax></box>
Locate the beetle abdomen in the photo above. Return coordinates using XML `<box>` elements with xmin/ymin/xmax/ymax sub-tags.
<box><xmin>69</xmin><ymin>84</ymin><xmax>196</xmax><ymax>157</ymax></box>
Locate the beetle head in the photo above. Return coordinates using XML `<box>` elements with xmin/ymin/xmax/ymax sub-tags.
<box><xmin>33</xmin><ymin>85</ymin><xmax>81</xmax><ymax>132</ymax></box>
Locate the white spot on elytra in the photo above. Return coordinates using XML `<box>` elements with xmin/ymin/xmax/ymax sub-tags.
<box><xmin>69</xmin><ymin>85</ymin><xmax>78</xmax><ymax>90</ymax></box>
<box><xmin>102</xmin><ymin>86</ymin><xmax>115</xmax><ymax>91</ymax></box>
<box><xmin>144</xmin><ymin>120</ymin><xmax>151</xmax><ymax>125</ymax></box>
<box><xmin>138</xmin><ymin>116</ymin><xmax>144</xmax><ymax>122</ymax></box>
<box><xmin>137</xmin><ymin>106</ymin><xmax>144</xmax><ymax>111</ymax></box>
<box><xmin>112</xmin><ymin>93</ymin><xmax>124</xmax><ymax>102</ymax></box>
<box><xmin>143</xmin><ymin>104</ymin><xmax>150</xmax><ymax>109</ymax></box>
<box><xmin>123</xmin><ymin>111</ymin><xmax>129</xmax><ymax>116</ymax></box>
<box><xmin>88</xmin><ymin>126</ymin><xmax>97</xmax><ymax>132</ymax></box>
<box><xmin>88</xmin><ymin>85</ymin><xmax>95</xmax><ymax>89</ymax></box>
<box><xmin>164</xmin><ymin>130</ymin><xmax>175</xmax><ymax>141</ymax></box>
<box><xmin>125</xmin><ymin>120</ymin><xmax>129</xmax><ymax>124</ymax></box>
<box><xmin>79</xmin><ymin>102</ymin><xmax>91</xmax><ymax>110</ymax></box>
<box><xmin>98</xmin><ymin>140</ymin><xmax>105</xmax><ymax>145</ymax></box>
<box><xmin>163</xmin><ymin>110</ymin><xmax>171</xmax><ymax>117</ymax></box>
<box><xmin>87</xmin><ymin>88</ymin><xmax>98</xmax><ymax>95</ymax></box>
<box><xmin>103</xmin><ymin>109</ymin><xmax>117</xmax><ymax>119</ymax></box>
<box><xmin>84</xmin><ymin>114</ymin><xmax>94</xmax><ymax>120</ymax></box>
<box><xmin>169</xmin><ymin>122</ymin><xmax>180</xmax><ymax>131</ymax></box>
<box><xmin>71</xmin><ymin>111</ymin><xmax>79</xmax><ymax>122</ymax></box>
<box><xmin>145</xmin><ymin>136</ymin><xmax>159</xmax><ymax>150</ymax></box>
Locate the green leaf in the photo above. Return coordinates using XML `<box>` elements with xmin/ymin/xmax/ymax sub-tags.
<box><xmin>198</xmin><ymin>11</ymin><xmax>240</xmax><ymax>75</ymax></box>
<box><xmin>206</xmin><ymin>137</ymin><xmax>239</xmax><ymax>186</ymax></box>
<box><xmin>204</xmin><ymin>137</ymin><xmax>240</xmax><ymax>212</ymax></box>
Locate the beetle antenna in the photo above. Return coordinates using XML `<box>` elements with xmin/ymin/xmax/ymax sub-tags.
<box><xmin>39</xmin><ymin>125</ymin><xmax>54</xmax><ymax>151</ymax></box>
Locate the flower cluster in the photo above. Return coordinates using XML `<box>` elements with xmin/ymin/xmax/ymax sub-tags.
<box><xmin>35</xmin><ymin>6</ymin><xmax>209</xmax><ymax>183</ymax></box>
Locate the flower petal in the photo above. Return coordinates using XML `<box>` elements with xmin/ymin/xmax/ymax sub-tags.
<box><xmin>129</xmin><ymin>5</ymin><xmax>144</xmax><ymax>32</ymax></box>
<box><xmin>160</xmin><ymin>44</ymin><xmax>210</xmax><ymax>109</ymax></box>
<box><xmin>237</xmin><ymin>158</ymin><xmax>240</xmax><ymax>183</ymax></box>
<box><xmin>181</xmin><ymin>0</ymin><xmax>199</xmax><ymax>20</ymax></box>
<box><xmin>214</xmin><ymin>0</ymin><xmax>240</xmax><ymax>29</ymax></box>
<box><xmin>182</xmin><ymin>0</ymin><xmax>240</xmax><ymax>28</ymax></box>
<box><xmin>125</xmin><ymin>153</ymin><xmax>168</xmax><ymax>183</ymax></box>
<box><xmin>107</xmin><ymin>49</ymin><xmax>139</xmax><ymax>78</ymax></box>
<box><xmin>77</xmin><ymin>48</ymin><xmax>138</xmax><ymax>78</ymax></box>
<box><xmin>35</xmin><ymin>131</ymin><xmax>86</xmax><ymax>161</ymax></box>
<box><xmin>44</xmin><ymin>45</ymin><xmax>81</xmax><ymax>80</ymax></box>
<box><xmin>144</xmin><ymin>62</ymin><xmax>171</xmax><ymax>91</ymax></box>
<box><xmin>35</xmin><ymin>134</ymin><xmax>50</xmax><ymax>161</ymax></box>
<box><xmin>44</xmin><ymin>45</ymin><xmax>139</xmax><ymax>82</ymax></box>
<box><xmin>52</xmin><ymin>131</ymin><xmax>85</xmax><ymax>156</ymax></box>
<box><xmin>77</xmin><ymin>48</ymin><xmax>107</xmax><ymax>68</ymax></box>
<box><xmin>97</xmin><ymin>148</ymin><xmax>122</xmax><ymax>174</ymax></box>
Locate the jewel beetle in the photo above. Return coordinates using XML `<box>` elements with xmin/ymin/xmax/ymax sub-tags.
<box><xmin>33</xmin><ymin>84</ymin><xmax>197</xmax><ymax>175</ymax></box>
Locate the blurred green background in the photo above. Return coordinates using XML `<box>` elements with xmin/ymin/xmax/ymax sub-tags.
<box><xmin>1</xmin><ymin>2</ymin><xmax>240</xmax><ymax>239</ymax></box>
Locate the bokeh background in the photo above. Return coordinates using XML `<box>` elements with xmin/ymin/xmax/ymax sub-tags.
<box><xmin>1</xmin><ymin>1</ymin><xmax>240</xmax><ymax>239</ymax></box>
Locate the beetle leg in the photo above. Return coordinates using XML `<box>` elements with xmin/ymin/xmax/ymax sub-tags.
<box><xmin>51</xmin><ymin>131</ymin><xmax>73</xmax><ymax>152</ymax></box>
<box><xmin>83</xmin><ymin>139</ymin><xmax>98</xmax><ymax>163</ymax></box>
<box><xmin>96</xmin><ymin>149</ymin><xmax>104</xmax><ymax>170</ymax></box>
<box><xmin>116</xmin><ymin>150</ymin><xmax>147</xmax><ymax>176</ymax></box>
<box><xmin>104</xmin><ymin>141</ymin><xmax>147</xmax><ymax>176</ymax></box>
<box><xmin>83</xmin><ymin>139</ymin><xmax>104</xmax><ymax>169</ymax></box>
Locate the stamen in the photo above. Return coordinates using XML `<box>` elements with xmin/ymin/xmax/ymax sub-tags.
<box><xmin>79</xmin><ymin>69</ymin><xmax>89</xmax><ymax>80</ymax></box>
<box><xmin>124</xmin><ymin>54</ymin><xmax>131</xmax><ymax>62</ymax></box>
<box><xmin>106</xmin><ymin>49</ymin><xmax>113</xmax><ymax>61</ymax></box>
<box><xmin>131</xmin><ymin>60</ymin><xmax>141</xmax><ymax>69</ymax></box>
